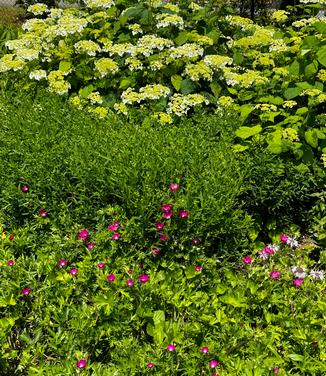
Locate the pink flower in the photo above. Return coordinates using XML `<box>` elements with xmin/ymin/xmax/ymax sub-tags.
<box><xmin>147</xmin><ymin>362</ymin><xmax>154</xmax><ymax>368</ymax></box>
<box><xmin>163</xmin><ymin>211</ymin><xmax>173</xmax><ymax>220</ymax></box>
<box><xmin>273</xmin><ymin>368</ymin><xmax>279</xmax><ymax>374</ymax></box>
<box><xmin>21</xmin><ymin>185</ymin><xmax>29</xmax><ymax>193</ymax></box>
<box><xmin>58</xmin><ymin>259</ymin><xmax>67</xmax><ymax>267</ymax></box>
<box><xmin>209</xmin><ymin>360</ymin><xmax>218</xmax><ymax>368</ymax></box>
<box><xmin>280</xmin><ymin>234</ymin><xmax>289</xmax><ymax>243</ymax></box>
<box><xmin>87</xmin><ymin>243</ymin><xmax>95</xmax><ymax>250</ymax></box>
<box><xmin>139</xmin><ymin>274</ymin><xmax>149</xmax><ymax>283</ymax></box>
<box><xmin>179</xmin><ymin>210</ymin><xmax>189</xmax><ymax>219</ymax></box>
<box><xmin>192</xmin><ymin>238</ymin><xmax>201</xmax><ymax>245</ymax></box>
<box><xmin>78</xmin><ymin>229</ymin><xmax>89</xmax><ymax>241</ymax></box>
<box><xmin>263</xmin><ymin>246</ymin><xmax>275</xmax><ymax>255</ymax></box>
<box><xmin>270</xmin><ymin>271</ymin><xmax>281</xmax><ymax>279</ymax></box>
<box><xmin>167</xmin><ymin>344</ymin><xmax>176</xmax><ymax>352</ymax></box>
<box><xmin>69</xmin><ymin>268</ymin><xmax>78</xmax><ymax>275</ymax></box>
<box><xmin>211</xmin><ymin>374</ymin><xmax>220</xmax><ymax>376</ymax></box>
<box><xmin>195</xmin><ymin>265</ymin><xmax>202</xmax><ymax>272</ymax></box>
<box><xmin>126</xmin><ymin>279</ymin><xmax>134</xmax><ymax>286</ymax></box>
<box><xmin>152</xmin><ymin>248</ymin><xmax>160</xmax><ymax>255</ymax></box>
<box><xmin>243</xmin><ymin>256</ymin><xmax>253</xmax><ymax>264</ymax></box>
<box><xmin>21</xmin><ymin>287</ymin><xmax>31</xmax><ymax>295</ymax></box>
<box><xmin>293</xmin><ymin>278</ymin><xmax>304</xmax><ymax>287</ymax></box>
<box><xmin>111</xmin><ymin>233</ymin><xmax>120</xmax><ymax>240</ymax></box>
<box><xmin>162</xmin><ymin>204</ymin><xmax>173</xmax><ymax>212</ymax></box>
<box><xmin>39</xmin><ymin>208</ymin><xmax>47</xmax><ymax>217</ymax></box>
<box><xmin>201</xmin><ymin>346</ymin><xmax>209</xmax><ymax>353</ymax></box>
<box><xmin>159</xmin><ymin>234</ymin><xmax>168</xmax><ymax>241</ymax></box>
<box><xmin>108</xmin><ymin>221</ymin><xmax>119</xmax><ymax>232</ymax></box>
<box><xmin>76</xmin><ymin>359</ymin><xmax>87</xmax><ymax>369</ymax></box>
<box><xmin>155</xmin><ymin>222</ymin><xmax>164</xmax><ymax>231</ymax></box>
<box><xmin>169</xmin><ymin>183</ymin><xmax>180</xmax><ymax>192</ymax></box>
<box><xmin>7</xmin><ymin>260</ymin><xmax>14</xmax><ymax>266</ymax></box>
<box><xmin>97</xmin><ymin>262</ymin><xmax>105</xmax><ymax>269</ymax></box>
<box><xmin>107</xmin><ymin>274</ymin><xmax>116</xmax><ymax>282</ymax></box>
<box><xmin>9</xmin><ymin>233</ymin><xmax>14</xmax><ymax>241</ymax></box>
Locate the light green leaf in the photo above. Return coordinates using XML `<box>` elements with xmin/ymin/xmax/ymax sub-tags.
<box><xmin>59</xmin><ymin>60</ymin><xmax>71</xmax><ymax>73</ymax></box>
<box><xmin>317</xmin><ymin>45</ymin><xmax>326</xmax><ymax>67</ymax></box>
<box><xmin>235</xmin><ymin>125</ymin><xmax>262</xmax><ymax>139</ymax></box>
<box><xmin>305</xmin><ymin>129</ymin><xmax>318</xmax><ymax>148</ymax></box>
<box><xmin>171</xmin><ymin>75</ymin><xmax>182</xmax><ymax>91</ymax></box>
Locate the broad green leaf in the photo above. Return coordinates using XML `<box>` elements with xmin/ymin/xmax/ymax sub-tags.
<box><xmin>175</xmin><ymin>31</ymin><xmax>188</xmax><ymax>45</ymax></box>
<box><xmin>119</xmin><ymin>78</ymin><xmax>133</xmax><ymax>89</ymax></box>
<box><xmin>180</xmin><ymin>79</ymin><xmax>196</xmax><ymax>94</ymax></box>
<box><xmin>317</xmin><ymin>45</ymin><xmax>326</xmax><ymax>67</ymax></box>
<box><xmin>305</xmin><ymin>129</ymin><xmax>318</xmax><ymax>148</ymax></box>
<box><xmin>302</xmin><ymin>35</ymin><xmax>319</xmax><ymax>49</ymax></box>
<box><xmin>79</xmin><ymin>85</ymin><xmax>94</xmax><ymax>98</ymax></box>
<box><xmin>288</xmin><ymin>354</ymin><xmax>304</xmax><ymax>362</ymax></box>
<box><xmin>304</xmin><ymin>60</ymin><xmax>318</xmax><ymax>78</ymax></box>
<box><xmin>210</xmin><ymin>81</ymin><xmax>222</xmax><ymax>97</ymax></box>
<box><xmin>171</xmin><ymin>75</ymin><xmax>182</xmax><ymax>91</ymax></box>
<box><xmin>288</xmin><ymin>60</ymin><xmax>300</xmax><ymax>76</ymax></box>
<box><xmin>123</xmin><ymin>6</ymin><xmax>144</xmax><ymax>18</ymax></box>
<box><xmin>153</xmin><ymin>310</ymin><xmax>165</xmax><ymax>327</ymax></box>
<box><xmin>235</xmin><ymin>125</ymin><xmax>262</xmax><ymax>139</ymax></box>
<box><xmin>240</xmin><ymin>104</ymin><xmax>254</xmax><ymax>121</ymax></box>
<box><xmin>232</xmin><ymin>144</ymin><xmax>249</xmax><ymax>152</ymax></box>
<box><xmin>284</xmin><ymin>87</ymin><xmax>301</xmax><ymax>99</ymax></box>
<box><xmin>313</xmin><ymin>21</ymin><xmax>326</xmax><ymax>34</ymax></box>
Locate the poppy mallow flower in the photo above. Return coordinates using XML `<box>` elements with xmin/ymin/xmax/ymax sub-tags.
<box><xmin>147</xmin><ymin>362</ymin><xmax>154</xmax><ymax>368</ymax></box>
<box><xmin>21</xmin><ymin>287</ymin><xmax>31</xmax><ymax>295</ymax></box>
<box><xmin>139</xmin><ymin>274</ymin><xmax>149</xmax><ymax>283</ymax></box>
<box><xmin>108</xmin><ymin>221</ymin><xmax>119</xmax><ymax>232</ymax></box>
<box><xmin>269</xmin><ymin>271</ymin><xmax>281</xmax><ymax>279</ymax></box>
<box><xmin>209</xmin><ymin>360</ymin><xmax>218</xmax><ymax>368</ymax></box>
<box><xmin>293</xmin><ymin>278</ymin><xmax>304</xmax><ymax>287</ymax></box>
<box><xmin>167</xmin><ymin>344</ymin><xmax>176</xmax><ymax>352</ymax></box>
<box><xmin>169</xmin><ymin>183</ymin><xmax>179</xmax><ymax>192</ymax></box>
<box><xmin>243</xmin><ymin>256</ymin><xmax>253</xmax><ymax>264</ymax></box>
<box><xmin>76</xmin><ymin>359</ymin><xmax>87</xmax><ymax>368</ymax></box>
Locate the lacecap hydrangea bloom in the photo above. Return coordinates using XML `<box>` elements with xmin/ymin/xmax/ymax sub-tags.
<box><xmin>167</xmin><ymin>94</ymin><xmax>209</xmax><ymax>116</ymax></box>
<box><xmin>84</xmin><ymin>0</ymin><xmax>115</xmax><ymax>9</ymax></box>
<box><xmin>184</xmin><ymin>61</ymin><xmax>212</xmax><ymax>81</ymax></box>
<box><xmin>27</xmin><ymin>3</ymin><xmax>48</xmax><ymax>15</ymax></box>
<box><xmin>222</xmin><ymin>68</ymin><xmax>268</xmax><ymax>88</ymax></box>
<box><xmin>94</xmin><ymin>58</ymin><xmax>119</xmax><ymax>77</ymax></box>
<box><xmin>169</xmin><ymin>43</ymin><xmax>204</xmax><ymax>59</ymax></box>
<box><xmin>74</xmin><ymin>40</ymin><xmax>101</xmax><ymax>56</ymax></box>
<box><xmin>29</xmin><ymin>69</ymin><xmax>47</xmax><ymax>80</ymax></box>
<box><xmin>156</xmin><ymin>14</ymin><xmax>184</xmax><ymax>29</ymax></box>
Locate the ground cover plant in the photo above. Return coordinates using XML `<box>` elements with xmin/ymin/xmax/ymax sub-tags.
<box><xmin>0</xmin><ymin>0</ymin><xmax>325</xmax><ymax>375</ymax></box>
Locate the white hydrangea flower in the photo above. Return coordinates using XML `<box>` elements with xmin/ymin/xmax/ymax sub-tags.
<box><xmin>169</xmin><ymin>43</ymin><xmax>204</xmax><ymax>59</ymax></box>
<box><xmin>27</xmin><ymin>3</ymin><xmax>48</xmax><ymax>16</ymax></box>
<box><xmin>84</xmin><ymin>0</ymin><xmax>115</xmax><ymax>9</ymax></box>
<box><xmin>29</xmin><ymin>69</ymin><xmax>47</xmax><ymax>80</ymax></box>
<box><xmin>156</xmin><ymin>14</ymin><xmax>184</xmax><ymax>29</ymax></box>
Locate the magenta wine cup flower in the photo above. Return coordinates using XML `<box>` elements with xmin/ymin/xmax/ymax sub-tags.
<box><xmin>9</xmin><ymin>233</ymin><xmax>14</xmax><ymax>241</ymax></box>
<box><xmin>21</xmin><ymin>287</ymin><xmax>31</xmax><ymax>296</ymax></box>
<box><xmin>159</xmin><ymin>234</ymin><xmax>168</xmax><ymax>241</ymax></box>
<box><xmin>293</xmin><ymin>278</ymin><xmax>304</xmax><ymax>287</ymax></box>
<box><xmin>155</xmin><ymin>222</ymin><xmax>164</xmax><ymax>231</ymax></box>
<box><xmin>209</xmin><ymin>360</ymin><xmax>218</xmax><ymax>368</ymax></box>
<box><xmin>87</xmin><ymin>243</ymin><xmax>95</xmax><ymax>250</ymax></box>
<box><xmin>139</xmin><ymin>274</ymin><xmax>149</xmax><ymax>283</ymax></box>
<box><xmin>126</xmin><ymin>279</ymin><xmax>135</xmax><ymax>286</ymax></box>
<box><xmin>58</xmin><ymin>259</ymin><xmax>67</xmax><ymax>267</ymax></box>
<box><xmin>39</xmin><ymin>208</ymin><xmax>47</xmax><ymax>217</ymax></box>
<box><xmin>243</xmin><ymin>256</ymin><xmax>253</xmax><ymax>264</ymax></box>
<box><xmin>97</xmin><ymin>262</ymin><xmax>105</xmax><ymax>269</ymax></box>
<box><xmin>273</xmin><ymin>368</ymin><xmax>279</xmax><ymax>374</ymax></box>
<box><xmin>280</xmin><ymin>234</ymin><xmax>289</xmax><ymax>243</ymax></box>
<box><xmin>167</xmin><ymin>344</ymin><xmax>176</xmax><ymax>352</ymax></box>
<box><xmin>69</xmin><ymin>268</ymin><xmax>78</xmax><ymax>275</ymax></box>
<box><xmin>270</xmin><ymin>271</ymin><xmax>281</xmax><ymax>279</ymax></box>
<box><xmin>201</xmin><ymin>346</ymin><xmax>209</xmax><ymax>353</ymax></box>
<box><xmin>147</xmin><ymin>362</ymin><xmax>154</xmax><ymax>368</ymax></box>
<box><xmin>108</xmin><ymin>221</ymin><xmax>119</xmax><ymax>232</ymax></box>
<box><xmin>152</xmin><ymin>248</ymin><xmax>160</xmax><ymax>255</ymax></box>
<box><xmin>107</xmin><ymin>274</ymin><xmax>116</xmax><ymax>282</ymax></box>
<box><xmin>111</xmin><ymin>232</ymin><xmax>120</xmax><ymax>240</ymax></box>
<box><xmin>163</xmin><ymin>211</ymin><xmax>173</xmax><ymax>220</ymax></box>
<box><xmin>162</xmin><ymin>204</ymin><xmax>173</xmax><ymax>212</ymax></box>
<box><xmin>169</xmin><ymin>183</ymin><xmax>180</xmax><ymax>192</ymax></box>
<box><xmin>76</xmin><ymin>359</ymin><xmax>87</xmax><ymax>369</ymax></box>
<box><xmin>21</xmin><ymin>185</ymin><xmax>29</xmax><ymax>192</ymax></box>
<box><xmin>7</xmin><ymin>260</ymin><xmax>14</xmax><ymax>266</ymax></box>
<box><xmin>78</xmin><ymin>229</ymin><xmax>89</xmax><ymax>241</ymax></box>
<box><xmin>195</xmin><ymin>265</ymin><xmax>202</xmax><ymax>272</ymax></box>
<box><xmin>179</xmin><ymin>210</ymin><xmax>189</xmax><ymax>219</ymax></box>
<box><xmin>192</xmin><ymin>238</ymin><xmax>201</xmax><ymax>245</ymax></box>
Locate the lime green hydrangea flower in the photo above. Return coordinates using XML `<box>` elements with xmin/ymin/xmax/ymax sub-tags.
<box><xmin>95</xmin><ymin>58</ymin><xmax>119</xmax><ymax>77</ymax></box>
<box><xmin>87</xmin><ymin>106</ymin><xmax>108</xmax><ymax>119</ymax></box>
<box><xmin>204</xmin><ymin>55</ymin><xmax>233</xmax><ymax>69</ymax></box>
<box><xmin>222</xmin><ymin>68</ymin><xmax>268</xmax><ymax>88</ymax></box>
<box><xmin>48</xmin><ymin>70</ymin><xmax>70</xmax><ymax>95</ymax></box>
<box><xmin>16</xmin><ymin>48</ymin><xmax>40</xmax><ymax>62</ymax></box>
<box><xmin>225</xmin><ymin>15</ymin><xmax>255</xmax><ymax>31</ymax></box>
<box><xmin>184</xmin><ymin>61</ymin><xmax>212</xmax><ymax>81</ymax></box>
<box><xmin>317</xmin><ymin>70</ymin><xmax>326</xmax><ymax>82</ymax></box>
<box><xmin>74</xmin><ymin>40</ymin><xmax>101</xmax><ymax>56</ymax></box>
<box><xmin>169</xmin><ymin>43</ymin><xmax>203</xmax><ymax>60</ymax></box>
<box><xmin>128</xmin><ymin>24</ymin><xmax>143</xmax><ymax>35</ymax></box>
<box><xmin>255</xmin><ymin>103</ymin><xmax>278</xmax><ymax>112</ymax></box>
<box><xmin>87</xmin><ymin>92</ymin><xmax>103</xmax><ymax>105</ymax></box>
<box><xmin>114</xmin><ymin>102</ymin><xmax>128</xmax><ymax>115</ymax></box>
<box><xmin>218</xmin><ymin>96</ymin><xmax>234</xmax><ymax>107</ymax></box>
<box><xmin>27</xmin><ymin>3</ymin><xmax>48</xmax><ymax>15</ymax></box>
<box><xmin>69</xmin><ymin>95</ymin><xmax>84</xmax><ymax>110</ymax></box>
<box><xmin>271</xmin><ymin>10</ymin><xmax>289</xmax><ymax>23</ymax></box>
<box><xmin>321</xmin><ymin>153</ymin><xmax>326</xmax><ymax>167</ymax></box>
<box><xmin>156</xmin><ymin>14</ymin><xmax>184</xmax><ymax>29</ymax></box>
<box><xmin>0</xmin><ymin>54</ymin><xmax>26</xmax><ymax>72</ymax></box>
<box><xmin>282</xmin><ymin>100</ymin><xmax>297</xmax><ymax>108</ymax></box>
<box><xmin>84</xmin><ymin>0</ymin><xmax>115</xmax><ymax>9</ymax></box>
<box><xmin>167</xmin><ymin>94</ymin><xmax>209</xmax><ymax>116</ymax></box>
<box><xmin>234</xmin><ymin>27</ymin><xmax>275</xmax><ymax>48</ymax></box>
<box><xmin>282</xmin><ymin>128</ymin><xmax>299</xmax><ymax>142</ymax></box>
<box><xmin>125</xmin><ymin>57</ymin><xmax>143</xmax><ymax>71</ymax></box>
<box><xmin>163</xmin><ymin>3</ymin><xmax>180</xmax><ymax>12</ymax></box>
<box><xmin>152</xmin><ymin>112</ymin><xmax>173</xmax><ymax>124</ymax></box>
